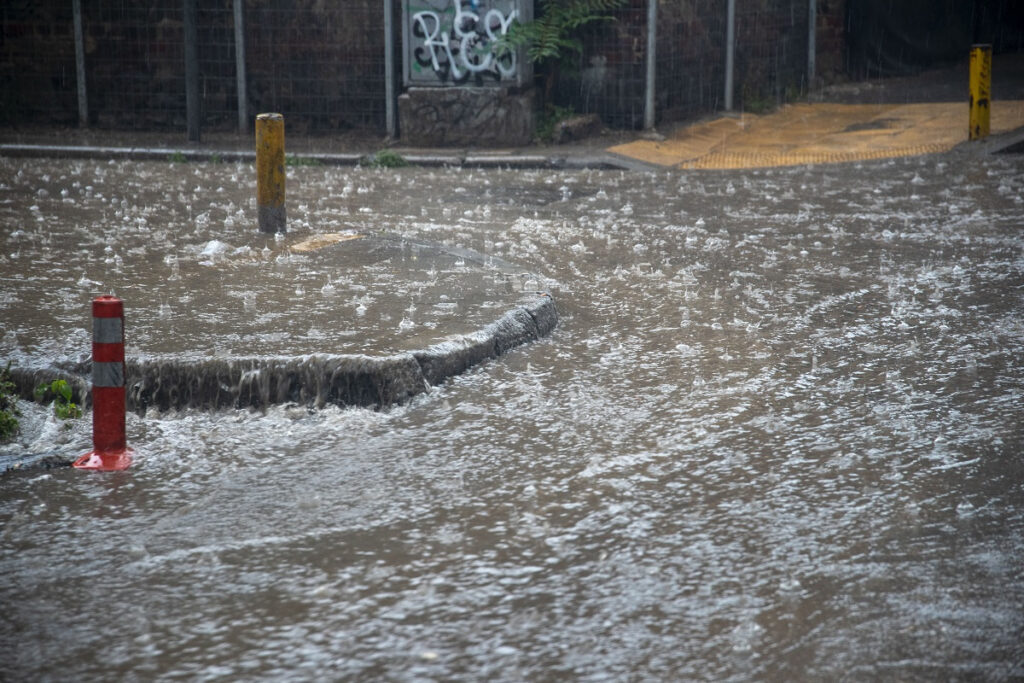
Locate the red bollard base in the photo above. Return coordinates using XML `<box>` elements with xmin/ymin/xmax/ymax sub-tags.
<box><xmin>73</xmin><ymin>448</ymin><xmax>134</xmax><ymax>472</ymax></box>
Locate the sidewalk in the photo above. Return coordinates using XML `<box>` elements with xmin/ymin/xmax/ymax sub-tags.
<box><xmin>609</xmin><ymin>53</ymin><xmax>1024</xmax><ymax>169</ymax></box>
<box><xmin>3</xmin><ymin>56</ymin><xmax>1024</xmax><ymax>171</ymax></box>
<box><xmin>609</xmin><ymin>100</ymin><xmax>1024</xmax><ymax>169</ymax></box>
<box><xmin>4</xmin><ymin>99</ymin><xmax>1023</xmax><ymax>172</ymax></box>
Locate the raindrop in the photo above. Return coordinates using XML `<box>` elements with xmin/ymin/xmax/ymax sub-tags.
<box><xmin>778</xmin><ymin>576</ymin><xmax>802</xmax><ymax>593</ymax></box>
<box><xmin>955</xmin><ymin>500</ymin><xmax>975</xmax><ymax>517</ymax></box>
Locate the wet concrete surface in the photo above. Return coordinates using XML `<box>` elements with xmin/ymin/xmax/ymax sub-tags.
<box><xmin>0</xmin><ymin>158</ymin><xmax>558</xmax><ymax>423</ymax></box>
<box><xmin>613</xmin><ymin>54</ymin><xmax>1024</xmax><ymax>169</ymax></box>
<box><xmin>1</xmin><ymin>150</ymin><xmax>1023</xmax><ymax>679</ymax></box>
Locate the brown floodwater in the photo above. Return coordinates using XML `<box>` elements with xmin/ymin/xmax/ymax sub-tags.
<box><xmin>1</xmin><ymin>152</ymin><xmax>1023</xmax><ymax>680</ymax></box>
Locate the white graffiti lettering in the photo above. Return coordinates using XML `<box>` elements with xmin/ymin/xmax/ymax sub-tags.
<box><xmin>410</xmin><ymin>1</ymin><xmax>518</xmax><ymax>84</ymax></box>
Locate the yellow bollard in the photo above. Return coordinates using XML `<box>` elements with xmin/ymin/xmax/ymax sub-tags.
<box><xmin>969</xmin><ymin>44</ymin><xmax>992</xmax><ymax>141</ymax></box>
<box><xmin>255</xmin><ymin>112</ymin><xmax>286</xmax><ymax>233</ymax></box>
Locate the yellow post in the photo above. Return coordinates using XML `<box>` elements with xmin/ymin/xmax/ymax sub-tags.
<box><xmin>255</xmin><ymin>112</ymin><xmax>286</xmax><ymax>233</ymax></box>
<box><xmin>969</xmin><ymin>44</ymin><xmax>992</xmax><ymax>141</ymax></box>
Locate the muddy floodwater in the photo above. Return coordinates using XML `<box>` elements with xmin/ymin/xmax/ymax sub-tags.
<box><xmin>1</xmin><ymin>151</ymin><xmax>1023</xmax><ymax>680</ymax></box>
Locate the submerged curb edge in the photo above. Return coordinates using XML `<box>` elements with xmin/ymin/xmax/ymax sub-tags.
<box><xmin>0</xmin><ymin>144</ymin><xmax>637</xmax><ymax>171</ymax></box>
<box><xmin>3</xmin><ymin>294</ymin><xmax>557</xmax><ymax>471</ymax></box>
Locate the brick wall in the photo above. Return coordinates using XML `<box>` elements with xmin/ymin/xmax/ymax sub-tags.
<box><xmin>816</xmin><ymin>0</ymin><xmax>845</xmax><ymax>84</ymax></box>
<box><xmin>10</xmin><ymin>0</ymin><xmax>1000</xmax><ymax>136</ymax></box>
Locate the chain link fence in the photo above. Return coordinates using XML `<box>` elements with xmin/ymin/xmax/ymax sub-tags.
<box><xmin>2</xmin><ymin>1</ymin><xmax>1021</xmax><ymax>137</ymax></box>
<box><xmin>2</xmin><ymin>0</ymin><xmax>387</xmax><ymax>133</ymax></box>
<box><xmin>555</xmin><ymin>0</ymin><xmax>813</xmax><ymax>128</ymax></box>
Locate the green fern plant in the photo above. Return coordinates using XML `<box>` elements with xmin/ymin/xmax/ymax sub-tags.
<box><xmin>501</xmin><ymin>0</ymin><xmax>626</xmax><ymax>104</ymax></box>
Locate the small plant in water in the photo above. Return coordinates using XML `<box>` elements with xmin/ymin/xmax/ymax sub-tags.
<box><xmin>536</xmin><ymin>104</ymin><xmax>576</xmax><ymax>143</ymax></box>
<box><xmin>285</xmin><ymin>155</ymin><xmax>322</xmax><ymax>167</ymax></box>
<box><xmin>0</xmin><ymin>363</ymin><xmax>19</xmax><ymax>443</ymax></box>
<box><xmin>741</xmin><ymin>84</ymin><xmax>775</xmax><ymax>115</ymax></box>
<box><xmin>361</xmin><ymin>150</ymin><xmax>408</xmax><ymax>168</ymax></box>
<box><xmin>35</xmin><ymin>379</ymin><xmax>83</xmax><ymax>422</ymax></box>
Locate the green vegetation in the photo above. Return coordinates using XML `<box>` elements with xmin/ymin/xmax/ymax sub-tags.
<box><xmin>741</xmin><ymin>81</ymin><xmax>805</xmax><ymax>115</ymax></box>
<box><xmin>285</xmin><ymin>155</ymin><xmax>322</xmax><ymax>167</ymax></box>
<box><xmin>209</xmin><ymin>152</ymin><xmax>224</xmax><ymax>164</ymax></box>
<box><xmin>0</xmin><ymin>363</ymin><xmax>19</xmax><ymax>443</ymax></box>
<box><xmin>501</xmin><ymin>0</ymin><xmax>626</xmax><ymax>104</ymax></box>
<box><xmin>741</xmin><ymin>88</ymin><xmax>774</xmax><ymax>115</ymax></box>
<box><xmin>361</xmin><ymin>150</ymin><xmax>409</xmax><ymax>168</ymax></box>
<box><xmin>168</xmin><ymin>151</ymin><xmax>188</xmax><ymax>163</ymax></box>
<box><xmin>504</xmin><ymin>0</ymin><xmax>625</xmax><ymax>66</ymax></box>
<box><xmin>35</xmin><ymin>379</ymin><xmax>82</xmax><ymax>422</ymax></box>
<box><xmin>536</xmin><ymin>104</ymin><xmax>576</xmax><ymax>143</ymax></box>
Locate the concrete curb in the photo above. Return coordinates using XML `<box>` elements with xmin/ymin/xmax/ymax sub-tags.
<box><xmin>958</xmin><ymin>124</ymin><xmax>1024</xmax><ymax>156</ymax></box>
<box><xmin>0</xmin><ymin>144</ymin><xmax>636</xmax><ymax>171</ymax></box>
<box><xmin>3</xmin><ymin>294</ymin><xmax>556</xmax><ymax>472</ymax></box>
<box><xmin>8</xmin><ymin>294</ymin><xmax>557</xmax><ymax>416</ymax></box>
<box><xmin>2</xmin><ymin>451</ymin><xmax>74</xmax><ymax>473</ymax></box>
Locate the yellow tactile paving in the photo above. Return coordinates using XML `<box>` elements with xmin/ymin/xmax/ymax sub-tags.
<box><xmin>609</xmin><ymin>101</ymin><xmax>1024</xmax><ymax>169</ymax></box>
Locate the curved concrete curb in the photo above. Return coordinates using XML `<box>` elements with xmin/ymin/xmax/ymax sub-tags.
<box><xmin>8</xmin><ymin>294</ymin><xmax>557</xmax><ymax>416</ymax></box>
<box><xmin>0</xmin><ymin>144</ymin><xmax>635</xmax><ymax>171</ymax></box>
<box><xmin>2</xmin><ymin>452</ymin><xmax>73</xmax><ymax>473</ymax></box>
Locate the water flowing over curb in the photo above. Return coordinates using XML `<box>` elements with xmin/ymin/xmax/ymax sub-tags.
<box><xmin>9</xmin><ymin>295</ymin><xmax>557</xmax><ymax>416</ymax></box>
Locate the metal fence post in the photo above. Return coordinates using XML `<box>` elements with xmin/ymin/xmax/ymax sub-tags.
<box><xmin>725</xmin><ymin>0</ymin><xmax>735</xmax><ymax>111</ymax></box>
<box><xmin>184</xmin><ymin>0</ymin><xmax>201</xmax><ymax>142</ymax></box>
<box><xmin>807</xmin><ymin>0</ymin><xmax>816</xmax><ymax>87</ymax></box>
<box><xmin>72</xmin><ymin>0</ymin><xmax>88</xmax><ymax>127</ymax></box>
<box><xmin>644</xmin><ymin>0</ymin><xmax>656</xmax><ymax>130</ymax></box>
<box><xmin>385</xmin><ymin>0</ymin><xmax>396</xmax><ymax>139</ymax></box>
<box><xmin>234</xmin><ymin>0</ymin><xmax>247</xmax><ymax>134</ymax></box>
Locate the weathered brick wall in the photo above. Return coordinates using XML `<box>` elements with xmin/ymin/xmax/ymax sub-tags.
<box><xmin>85</xmin><ymin>3</ymin><xmax>194</xmax><ymax>129</ymax></box>
<box><xmin>1</xmin><ymin>0</ymin><xmax>388</xmax><ymax>133</ymax></box>
<box><xmin>656</xmin><ymin>0</ymin><xmax>728</xmax><ymax>121</ymax></box>
<box><xmin>5</xmin><ymin>0</ymin><xmax>980</xmax><ymax>135</ymax></box>
<box><xmin>0</xmin><ymin>1</ymin><xmax>77</xmax><ymax>125</ymax></box>
<box><xmin>816</xmin><ymin>0</ymin><xmax>845</xmax><ymax>83</ymax></box>
<box><xmin>245</xmin><ymin>0</ymin><xmax>386</xmax><ymax>133</ymax></box>
<box><xmin>733</xmin><ymin>0</ymin><xmax>810</xmax><ymax>108</ymax></box>
<box><xmin>556</xmin><ymin>0</ymin><xmax>847</xmax><ymax>127</ymax></box>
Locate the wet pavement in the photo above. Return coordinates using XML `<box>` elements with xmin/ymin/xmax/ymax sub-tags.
<box><xmin>610</xmin><ymin>100</ymin><xmax>1024</xmax><ymax>169</ymax></box>
<box><xmin>2</xmin><ymin>140</ymin><xmax>1024</xmax><ymax>679</ymax></box>
<box><xmin>7</xmin><ymin>54</ymin><xmax>1024</xmax><ymax>175</ymax></box>
<box><xmin>0</xmin><ymin>158</ymin><xmax>558</xmax><ymax>451</ymax></box>
<box><xmin>611</xmin><ymin>54</ymin><xmax>1024</xmax><ymax>169</ymax></box>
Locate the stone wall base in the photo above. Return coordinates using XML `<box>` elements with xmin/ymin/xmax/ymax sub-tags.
<box><xmin>398</xmin><ymin>87</ymin><xmax>535</xmax><ymax>147</ymax></box>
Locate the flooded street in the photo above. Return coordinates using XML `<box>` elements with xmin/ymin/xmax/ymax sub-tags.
<box><xmin>2</xmin><ymin>152</ymin><xmax>1023</xmax><ymax>679</ymax></box>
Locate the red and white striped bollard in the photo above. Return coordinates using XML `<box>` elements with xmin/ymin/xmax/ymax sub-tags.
<box><xmin>73</xmin><ymin>295</ymin><xmax>133</xmax><ymax>471</ymax></box>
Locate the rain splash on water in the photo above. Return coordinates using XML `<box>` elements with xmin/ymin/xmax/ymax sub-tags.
<box><xmin>1</xmin><ymin>153</ymin><xmax>1023</xmax><ymax>679</ymax></box>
